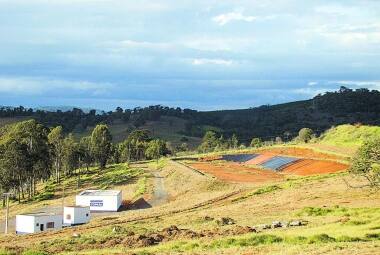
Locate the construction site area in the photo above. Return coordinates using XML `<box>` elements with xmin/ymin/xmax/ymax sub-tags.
<box><xmin>184</xmin><ymin>147</ymin><xmax>349</xmax><ymax>183</ymax></box>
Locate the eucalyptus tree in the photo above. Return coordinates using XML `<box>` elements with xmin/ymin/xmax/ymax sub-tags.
<box><xmin>48</xmin><ymin>126</ymin><xmax>64</xmax><ymax>183</ymax></box>
<box><xmin>91</xmin><ymin>124</ymin><xmax>112</xmax><ymax>169</ymax></box>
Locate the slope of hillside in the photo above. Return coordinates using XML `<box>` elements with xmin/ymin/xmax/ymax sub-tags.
<box><xmin>1</xmin><ymin>156</ymin><xmax>379</xmax><ymax>255</ymax></box>
<box><xmin>319</xmin><ymin>124</ymin><xmax>380</xmax><ymax>147</ymax></box>
<box><xmin>72</xmin><ymin>116</ymin><xmax>202</xmax><ymax>148</ymax></box>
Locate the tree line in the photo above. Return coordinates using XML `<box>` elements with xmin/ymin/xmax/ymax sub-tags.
<box><xmin>0</xmin><ymin>120</ymin><xmax>170</xmax><ymax>202</ymax></box>
<box><xmin>0</xmin><ymin>105</ymin><xmax>198</xmax><ymax>134</ymax></box>
<box><xmin>3</xmin><ymin>87</ymin><xmax>380</xmax><ymax>143</ymax></box>
<box><xmin>197</xmin><ymin>127</ymin><xmax>315</xmax><ymax>153</ymax></box>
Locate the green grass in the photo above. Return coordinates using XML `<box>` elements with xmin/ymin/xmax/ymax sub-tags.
<box><xmin>76</xmin><ymin>231</ymin><xmax>380</xmax><ymax>255</ymax></box>
<box><xmin>319</xmin><ymin>124</ymin><xmax>380</xmax><ymax>147</ymax></box>
<box><xmin>134</xmin><ymin>177</ymin><xmax>147</xmax><ymax>198</ymax></box>
<box><xmin>233</xmin><ymin>172</ymin><xmax>346</xmax><ymax>203</ymax></box>
<box><xmin>148</xmin><ymin>158</ymin><xmax>168</xmax><ymax>170</ymax></box>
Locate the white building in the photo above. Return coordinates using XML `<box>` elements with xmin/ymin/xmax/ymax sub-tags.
<box><xmin>63</xmin><ymin>206</ymin><xmax>91</xmax><ymax>226</ymax></box>
<box><xmin>76</xmin><ymin>190</ymin><xmax>122</xmax><ymax>212</ymax></box>
<box><xmin>16</xmin><ymin>212</ymin><xmax>62</xmax><ymax>234</ymax></box>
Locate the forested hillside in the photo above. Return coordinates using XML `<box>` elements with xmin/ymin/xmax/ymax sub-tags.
<box><xmin>1</xmin><ymin>87</ymin><xmax>380</xmax><ymax>144</ymax></box>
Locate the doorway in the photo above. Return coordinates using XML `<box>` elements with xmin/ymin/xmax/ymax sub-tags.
<box><xmin>40</xmin><ymin>224</ymin><xmax>44</xmax><ymax>231</ymax></box>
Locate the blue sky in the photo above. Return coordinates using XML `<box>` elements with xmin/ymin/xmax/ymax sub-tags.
<box><xmin>0</xmin><ymin>0</ymin><xmax>380</xmax><ymax>111</ymax></box>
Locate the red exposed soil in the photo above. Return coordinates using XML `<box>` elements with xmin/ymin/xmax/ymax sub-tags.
<box><xmin>281</xmin><ymin>159</ymin><xmax>348</xmax><ymax>176</ymax></box>
<box><xmin>188</xmin><ymin>162</ymin><xmax>283</xmax><ymax>183</ymax></box>
<box><xmin>245</xmin><ymin>153</ymin><xmax>275</xmax><ymax>165</ymax></box>
<box><xmin>257</xmin><ymin>147</ymin><xmax>346</xmax><ymax>161</ymax></box>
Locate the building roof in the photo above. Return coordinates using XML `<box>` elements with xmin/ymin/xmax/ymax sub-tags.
<box><xmin>78</xmin><ymin>190</ymin><xmax>121</xmax><ymax>196</ymax></box>
<box><xmin>64</xmin><ymin>205</ymin><xmax>90</xmax><ymax>208</ymax></box>
<box><xmin>19</xmin><ymin>212</ymin><xmax>61</xmax><ymax>217</ymax></box>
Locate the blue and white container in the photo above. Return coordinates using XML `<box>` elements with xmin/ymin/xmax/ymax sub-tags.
<box><xmin>75</xmin><ymin>190</ymin><xmax>122</xmax><ymax>212</ymax></box>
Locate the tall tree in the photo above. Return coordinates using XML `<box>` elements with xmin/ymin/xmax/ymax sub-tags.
<box><xmin>0</xmin><ymin>120</ymin><xmax>51</xmax><ymax>200</ymax></box>
<box><xmin>62</xmin><ymin>134</ymin><xmax>79</xmax><ymax>176</ymax></box>
<box><xmin>120</xmin><ymin>130</ymin><xmax>150</xmax><ymax>162</ymax></box>
<box><xmin>79</xmin><ymin>136</ymin><xmax>93</xmax><ymax>172</ymax></box>
<box><xmin>297</xmin><ymin>128</ymin><xmax>314</xmax><ymax>143</ymax></box>
<box><xmin>91</xmin><ymin>124</ymin><xmax>112</xmax><ymax>169</ymax></box>
<box><xmin>230</xmin><ymin>134</ymin><xmax>239</xmax><ymax>149</ymax></box>
<box><xmin>146</xmin><ymin>139</ymin><xmax>169</xmax><ymax>160</ymax></box>
<box><xmin>198</xmin><ymin>131</ymin><xmax>218</xmax><ymax>153</ymax></box>
<box><xmin>48</xmin><ymin>126</ymin><xmax>64</xmax><ymax>183</ymax></box>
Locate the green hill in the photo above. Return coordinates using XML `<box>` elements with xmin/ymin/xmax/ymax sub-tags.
<box><xmin>319</xmin><ymin>124</ymin><xmax>380</xmax><ymax>147</ymax></box>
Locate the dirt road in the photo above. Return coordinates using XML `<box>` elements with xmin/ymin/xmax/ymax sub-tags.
<box><xmin>149</xmin><ymin>171</ymin><xmax>168</xmax><ymax>207</ymax></box>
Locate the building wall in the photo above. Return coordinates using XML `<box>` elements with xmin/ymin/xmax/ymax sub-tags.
<box><xmin>76</xmin><ymin>193</ymin><xmax>122</xmax><ymax>211</ymax></box>
<box><xmin>64</xmin><ymin>207</ymin><xmax>90</xmax><ymax>225</ymax></box>
<box><xmin>16</xmin><ymin>215</ymin><xmax>62</xmax><ymax>234</ymax></box>
<box><xmin>16</xmin><ymin>215</ymin><xmax>35</xmax><ymax>234</ymax></box>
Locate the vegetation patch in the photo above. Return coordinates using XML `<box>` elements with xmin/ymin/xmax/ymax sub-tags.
<box><xmin>134</xmin><ymin>177</ymin><xmax>148</xmax><ymax>198</ymax></box>
<box><xmin>252</xmin><ymin>185</ymin><xmax>282</xmax><ymax>195</ymax></box>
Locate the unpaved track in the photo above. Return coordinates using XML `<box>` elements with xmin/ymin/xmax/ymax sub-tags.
<box><xmin>149</xmin><ymin>171</ymin><xmax>168</xmax><ymax>207</ymax></box>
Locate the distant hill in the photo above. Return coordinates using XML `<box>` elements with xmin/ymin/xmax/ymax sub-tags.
<box><xmin>36</xmin><ymin>106</ymin><xmax>103</xmax><ymax>114</ymax></box>
<box><xmin>1</xmin><ymin>87</ymin><xmax>380</xmax><ymax>144</ymax></box>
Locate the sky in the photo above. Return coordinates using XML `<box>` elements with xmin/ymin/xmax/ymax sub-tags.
<box><xmin>0</xmin><ymin>0</ymin><xmax>380</xmax><ymax>111</ymax></box>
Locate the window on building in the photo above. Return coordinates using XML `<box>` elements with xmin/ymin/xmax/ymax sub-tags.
<box><xmin>36</xmin><ymin>223</ymin><xmax>39</xmax><ymax>226</ymax></box>
<box><xmin>47</xmin><ymin>222</ymin><xmax>55</xmax><ymax>229</ymax></box>
<box><xmin>86</xmin><ymin>213</ymin><xmax>89</xmax><ymax>217</ymax></box>
<box><xmin>66</xmin><ymin>214</ymin><xmax>71</xmax><ymax>220</ymax></box>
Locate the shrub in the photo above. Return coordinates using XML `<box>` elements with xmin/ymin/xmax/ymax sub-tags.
<box><xmin>253</xmin><ymin>185</ymin><xmax>281</xmax><ymax>195</ymax></box>
<box><xmin>336</xmin><ymin>236</ymin><xmax>363</xmax><ymax>242</ymax></box>
<box><xmin>297</xmin><ymin>128</ymin><xmax>314</xmax><ymax>143</ymax></box>
<box><xmin>22</xmin><ymin>251</ymin><xmax>50</xmax><ymax>255</ymax></box>
<box><xmin>208</xmin><ymin>235</ymin><xmax>283</xmax><ymax>249</ymax></box>
<box><xmin>250</xmin><ymin>138</ymin><xmax>262</xmax><ymax>148</ymax></box>
<box><xmin>365</xmin><ymin>233</ymin><xmax>380</xmax><ymax>240</ymax></box>
<box><xmin>297</xmin><ymin>207</ymin><xmax>332</xmax><ymax>216</ymax></box>
<box><xmin>349</xmin><ymin>138</ymin><xmax>380</xmax><ymax>189</ymax></box>
<box><xmin>307</xmin><ymin>234</ymin><xmax>335</xmax><ymax>244</ymax></box>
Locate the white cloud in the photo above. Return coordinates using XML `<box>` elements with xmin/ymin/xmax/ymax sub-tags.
<box><xmin>118</xmin><ymin>40</ymin><xmax>170</xmax><ymax>49</ymax></box>
<box><xmin>191</xmin><ymin>58</ymin><xmax>233</xmax><ymax>66</ymax></box>
<box><xmin>212</xmin><ymin>10</ymin><xmax>275</xmax><ymax>26</ymax></box>
<box><xmin>182</xmin><ymin>37</ymin><xmax>256</xmax><ymax>51</ymax></box>
<box><xmin>0</xmin><ymin>77</ymin><xmax>112</xmax><ymax>96</ymax></box>
<box><xmin>308</xmin><ymin>81</ymin><xmax>317</xmax><ymax>86</ymax></box>
<box><xmin>213</xmin><ymin>11</ymin><xmax>257</xmax><ymax>26</ymax></box>
<box><xmin>315</xmin><ymin>4</ymin><xmax>356</xmax><ymax>16</ymax></box>
<box><xmin>311</xmin><ymin>23</ymin><xmax>380</xmax><ymax>46</ymax></box>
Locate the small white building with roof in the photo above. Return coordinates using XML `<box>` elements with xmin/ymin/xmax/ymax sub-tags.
<box><xmin>63</xmin><ymin>206</ymin><xmax>91</xmax><ymax>226</ymax></box>
<box><xmin>75</xmin><ymin>190</ymin><xmax>122</xmax><ymax>212</ymax></box>
<box><xmin>16</xmin><ymin>212</ymin><xmax>63</xmax><ymax>234</ymax></box>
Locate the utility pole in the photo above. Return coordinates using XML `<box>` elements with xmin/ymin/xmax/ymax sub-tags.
<box><xmin>3</xmin><ymin>193</ymin><xmax>12</xmax><ymax>234</ymax></box>
<box><xmin>62</xmin><ymin>182</ymin><xmax>65</xmax><ymax>215</ymax></box>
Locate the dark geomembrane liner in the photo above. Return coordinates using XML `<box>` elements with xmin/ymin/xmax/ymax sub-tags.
<box><xmin>222</xmin><ymin>154</ymin><xmax>258</xmax><ymax>163</ymax></box>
